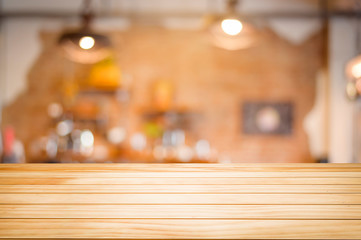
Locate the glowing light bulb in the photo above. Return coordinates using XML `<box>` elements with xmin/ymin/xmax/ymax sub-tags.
<box><xmin>79</xmin><ymin>36</ymin><xmax>95</xmax><ymax>50</ymax></box>
<box><xmin>80</xmin><ymin>130</ymin><xmax>94</xmax><ymax>148</ymax></box>
<box><xmin>221</xmin><ymin>19</ymin><xmax>243</xmax><ymax>36</ymax></box>
<box><xmin>351</xmin><ymin>62</ymin><xmax>361</xmax><ymax>79</ymax></box>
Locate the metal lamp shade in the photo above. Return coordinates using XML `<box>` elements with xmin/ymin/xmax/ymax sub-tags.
<box><xmin>58</xmin><ymin>30</ymin><xmax>112</xmax><ymax>64</ymax></box>
<box><xmin>208</xmin><ymin>18</ymin><xmax>259</xmax><ymax>51</ymax></box>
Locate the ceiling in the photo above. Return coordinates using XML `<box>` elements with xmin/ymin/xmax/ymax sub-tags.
<box><xmin>1</xmin><ymin>0</ymin><xmax>361</xmax><ymax>19</ymax></box>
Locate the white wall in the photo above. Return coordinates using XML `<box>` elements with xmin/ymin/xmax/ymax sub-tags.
<box><xmin>329</xmin><ymin>17</ymin><xmax>356</xmax><ymax>163</ymax></box>
<box><xmin>2</xmin><ymin>19</ymin><xmax>43</xmax><ymax>104</ymax></box>
<box><xmin>0</xmin><ymin>19</ymin><xmax>4</xmax><ymax>122</ymax></box>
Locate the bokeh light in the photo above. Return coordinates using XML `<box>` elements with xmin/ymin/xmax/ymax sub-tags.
<box><xmin>221</xmin><ymin>19</ymin><xmax>243</xmax><ymax>36</ymax></box>
<box><xmin>79</xmin><ymin>36</ymin><xmax>95</xmax><ymax>50</ymax></box>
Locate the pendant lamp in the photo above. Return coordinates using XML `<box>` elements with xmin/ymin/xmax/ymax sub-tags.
<box><xmin>58</xmin><ymin>0</ymin><xmax>112</xmax><ymax>64</ymax></box>
<box><xmin>208</xmin><ymin>0</ymin><xmax>258</xmax><ymax>51</ymax></box>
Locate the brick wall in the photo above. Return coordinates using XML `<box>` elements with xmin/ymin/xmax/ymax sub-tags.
<box><xmin>2</xmin><ymin>26</ymin><xmax>322</xmax><ymax>163</ymax></box>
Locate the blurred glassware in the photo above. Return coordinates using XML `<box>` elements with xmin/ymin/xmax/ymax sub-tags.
<box><xmin>80</xmin><ymin>129</ymin><xmax>94</xmax><ymax>156</ymax></box>
<box><xmin>56</xmin><ymin>120</ymin><xmax>74</xmax><ymax>137</ymax></box>
<box><xmin>1</xmin><ymin>126</ymin><xmax>25</xmax><ymax>163</ymax></box>
<box><xmin>46</xmin><ymin>133</ymin><xmax>59</xmax><ymax>159</ymax></box>
<box><xmin>107</xmin><ymin>127</ymin><xmax>127</xmax><ymax>145</ymax></box>
<box><xmin>195</xmin><ymin>139</ymin><xmax>211</xmax><ymax>160</ymax></box>
<box><xmin>47</xmin><ymin>102</ymin><xmax>63</xmax><ymax>119</ymax></box>
<box><xmin>130</xmin><ymin>132</ymin><xmax>147</xmax><ymax>151</ymax></box>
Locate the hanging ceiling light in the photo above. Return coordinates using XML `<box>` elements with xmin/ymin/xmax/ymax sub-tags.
<box><xmin>345</xmin><ymin>2</ymin><xmax>361</xmax><ymax>100</ymax></box>
<box><xmin>345</xmin><ymin>61</ymin><xmax>361</xmax><ymax>100</ymax></box>
<box><xmin>208</xmin><ymin>0</ymin><xmax>258</xmax><ymax>51</ymax></box>
<box><xmin>58</xmin><ymin>0</ymin><xmax>112</xmax><ymax>64</ymax></box>
<box><xmin>346</xmin><ymin>55</ymin><xmax>361</xmax><ymax>79</ymax></box>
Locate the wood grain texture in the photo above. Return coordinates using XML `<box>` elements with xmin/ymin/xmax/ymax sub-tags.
<box><xmin>2</xmin><ymin>171</ymin><xmax>361</xmax><ymax>177</ymax></box>
<box><xmin>0</xmin><ymin>163</ymin><xmax>360</xmax><ymax>239</ymax></box>
<box><xmin>1</xmin><ymin>205</ymin><xmax>361</xmax><ymax>219</ymax></box>
<box><xmin>1</xmin><ymin>193</ymin><xmax>361</xmax><ymax>204</ymax></box>
<box><xmin>1</xmin><ymin>177</ymin><xmax>360</xmax><ymax>185</ymax></box>
<box><xmin>0</xmin><ymin>219</ymin><xmax>361</xmax><ymax>239</ymax></box>
<box><xmin>1</xmin><ymin>163</ymin><xmax>361</xmax><ymax>170</ymax></box>
<box><xmin>1</xmin><ymin>184</ymin><xmax>361</xmax><ymax>193</ymax></box>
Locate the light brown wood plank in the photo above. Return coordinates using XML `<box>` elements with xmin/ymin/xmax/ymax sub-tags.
<box><xmin>0</xmin><ymin>219</ymin><xmax>360</xmax><ymax>239</ymax></box>
<box><xmin>1</xmin><ymin>177</ymin><xmax>360</xmax><ymax>185</ymax></box>
<box><xmin>1</xmin><ymin>204</ymin><xmax>361</xmax><ymax>219</ymax></box>
<box><xmin>1</xmin><ymin>193</ymin><xmax>361</xmax><ymax>204</ymax></box>
<box><xmin>1</xmin><ymin>163</ymin><xmax>361</xmax><ymax>171</ymax></box>
<box><xmin>2</xmin><ymin>171</ymin><xmax>361</xmax><ymax>178</ymax></box>
<box><xmin>1</xmin><ymin>184</ymin><xmax>361</xmax><ymax>193</ymax></box>
<box><xmin>0</xmin><ymin>163</ymin><xmax>354</xmax><ymax>169</ymax></box>
<box><xmin>1</xmin><ymin>164</ymin><xmax>360</xmax><ymax>239</ymax></box>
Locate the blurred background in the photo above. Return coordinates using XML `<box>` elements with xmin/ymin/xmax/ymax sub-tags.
<box><xmin>0</xmin><ymin>0</ymin><xmax>360</xmax><ymax>164</ymax></box>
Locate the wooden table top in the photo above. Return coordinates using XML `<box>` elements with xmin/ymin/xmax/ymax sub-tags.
<box><xmin>0</xmin><ymin>163</ymin><xmax>360</xmax><ymax>239</ymax></box>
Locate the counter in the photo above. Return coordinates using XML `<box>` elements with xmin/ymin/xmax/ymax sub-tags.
<box><xmin>0</xmin><ymin>163</ymin><xmax>361</xmax><ymax>239</ymax></box>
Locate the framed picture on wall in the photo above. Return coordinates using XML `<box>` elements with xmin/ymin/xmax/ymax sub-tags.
<box><xmin>242</xmin><ymin>101</ymin><xmax>293</xmax><ymax>135</ymax></box>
